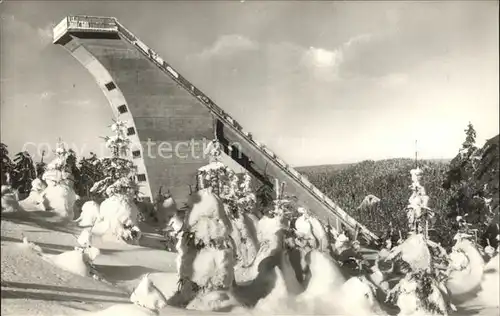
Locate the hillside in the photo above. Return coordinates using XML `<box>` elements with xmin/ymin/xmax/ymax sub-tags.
<box><xmin>1</xmin><ymin>209</ymin><xmax>179</xmax><ymax>316</ymax></box>
<box><xmin>296</xmin><ymin>158</ymin><xmax>451</xmax><ymax>176</ymax></box>
<box><xmin>296</xmin><ymin>163</ymin><xmax>354</xmax><ymax>175</ymax></box>
<box><xmin>299</xmin><ymin>158</ymin><xmax>455</xmax><ymax>245</ymax></box>
<box><xmin>473</xmin><ymin>135</ymin><xmax>499</xmax><ymax>217</ymax></box>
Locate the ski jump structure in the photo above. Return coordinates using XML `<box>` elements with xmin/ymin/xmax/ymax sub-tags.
<box><xmin>53</xmin><ymin>16</ymin><xmax>379</xmax><ymax>245</ymax></box>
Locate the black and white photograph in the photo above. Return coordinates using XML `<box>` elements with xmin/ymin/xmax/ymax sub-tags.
<box><xmin>0</xmin><ymin>1</ymin><xmax>498</xmax><ymax>315</ymax></box>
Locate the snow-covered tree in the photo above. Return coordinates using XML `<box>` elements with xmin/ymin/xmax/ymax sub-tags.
<box><xmin>167</xmin><ymin>140</ymin><xmax>238</xmax><ymax>307</ymax></box>
<box><xmin>406</xmin><ymin>168</ymin><xmax>435</xmax><ymax>237</ymax></box>
<box><xmin>42</xmin><ymin>140</ymin><xmax>76</xmax><ymax>187</ymax></box>
<box><xmin>85</xmin><ymin>120</ymin><xmax>141</xmax><ymax>243</ymax></box>
<box><xmin>89</xmin><ymin>120</ymin><xmax>138</xmax><ymax>198</ymax></box>
<box><xmin>385</xmin><ymin>167</ymin><xmax>453</xmax><ymax>316</ymax></box>
<box><xmin>38</xmin><ymin>141</ymin><xmax>80</xmax><ymax>218</ymax></box>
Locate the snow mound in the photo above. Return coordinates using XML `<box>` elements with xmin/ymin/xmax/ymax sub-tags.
<box><xmin>300</xmin><ymin>250</ymin><xmax>346</xmax><ymax>300</ymax></box>
<box><xmin>474</xmin><ymin>254</ymin><xmax>499</xmax><ymax>307</ymax></box>
<box><xmin>19</xmin><ymin>178</ymin><xmax>47</xmax><ymax>210</ymax></box>
<box><xmin>77</xmin><ymin>229</ymin><xmax>93</xmax><ymax>247</ymax></box>
<box><xmin>484</xmin><ymin>253</ymin><xmax>499</xmax><ymax>273</ymax></box>
<box><xmin>21</xmin><ymin>237</ymin><xmax>90</xmax><ymax>277</ymax></box>
<box><xmin>130</xmin><ymin>273</ymin><xmax>168</xmax><ymax>312</ymax></box>
<box><xmin>230</xmin><ymin>212</ymin><xmax>259</xmax><ymax>269</ymax></box>
<box><xmin>190</xmin><ymin>247</ymin><xmax>235</xmax><ymax>290</ymax></box>
<box><xmin>338</xmin><ymin>276</ymin><xmax>382</xmax><ymax>316</ymax></box>
<box><xmin>42</xmin><ymin>183</ymin><xmax>79</xmax><ymax>219</ymax></box>
<box><xmin>237</xmin><ymin>216</ymin><xmax>285</xmax><ymax>283</ymax></box>
<box><xmin>75</xmin><ymin>201</ymin><xmax>101</xmax><ymax>227</ymax></box>
<box><xmin>186</xmin><ymin>189</ymin><xmax>232</xmax><ymax>246</ymax></box>
<box><xmin>20</xmin><ymin>233</ymin><xmax>102</xmax><ymax>282</ymax></box>
<box><xmin>186</xmin><ymin>290</ymin><xmax>242</xmax><ymax>312</ymax></box>
<box><xmin>294</xmin><ymin>210</ymin><xmax>329</xmax><ymax>252</ymax></box>
<box><xmin>86</xmin><ymin>304</ymin><xmax>157</xmax><ymax>316</ymax></box>
<box><xmin>190</xmin><ymin>216</ymin><xmax>230</xmax><ymax>246</ymax></box>
<box><xmin>100</xmin><ymin>194</ymin><xmax>139</xmax><ymax>227</ymax></box>
<box><xmin>446</xmin><ymin>239</ymin><xmax>485</xmax><ymax>297</ymax></box>
<box><xmin>387</xmin><ymin>233</ymin><xmax>431</xmax><ymax>272</ymax></box>
<box><xmin>97</xmin><ymin>194</ymin><xmax>141</xmax><ymax>242</ymax></box>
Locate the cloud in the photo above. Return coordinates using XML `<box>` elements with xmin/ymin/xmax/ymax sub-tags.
<box><xmin>300</xmin><ymin>33</ymin><xmax>373</xmax><ymax>81</ymax></box>
<box><xmin>1</xmin><ymin>15</ymin><xmax>54</xmax><ymax>70</ymax></box>
<box><xmin>304</xmin><ymin>34</ymin><xmax>372</xmax><ymax>67</ymax></box>
<box><xmin>196</xmin><ymin>34</ymin><xmax>259</xmax><ymax>59</ymax></box>
<box><xmin>305</xmin><ymin>47</ymin><xmax>342</xmax><ymax>68</ymax></box>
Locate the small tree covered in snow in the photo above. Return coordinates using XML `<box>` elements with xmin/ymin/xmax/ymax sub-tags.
<box><xmin>406</xmin><ymin>168</ymin><xmax>435</xmax><ymax>237</ymax></box>
<box><xmin>90</xmin><ymin>120</ymin><xmax>138</xmax><ymax>198</ymax></box>
<box><xmin>38</xmin><ymin>141</ymin><xmax>81</xmax><ymax>218</ymax></box>
<box><xmin>169</xmin><ymin>141</ymin><xmax>237</xmax><ymax>308</ymax></box>
<box><xmin>86</xmin><ymin>120</ymin><xmax>142</xmax><ymax>243</ymax></box>
<box><xmin>198</xmin><ymin>140</ymin><xmax>259</xmax><ymax>271</ymax></box>
<box><xmin>385</xmin><ymin>167</ymin><xmax>453</xmax><ymax>316</ymax></box>
<box><xmin>41</xmin><ymin>141</ymin><xmax>77</xmax><ymax>187</ymax></box>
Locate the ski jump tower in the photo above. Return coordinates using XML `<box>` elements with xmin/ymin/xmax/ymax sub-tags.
<box><xmin>53</xmin><ymin>16</ymin><xmax>379</xmax><ymax>245</ymax></box>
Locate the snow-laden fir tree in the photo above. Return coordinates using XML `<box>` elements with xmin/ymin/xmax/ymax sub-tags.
<box><xmin>90</xmin><ymin>120</ymin><xmax>137</xmax><ymax>198</ymax></box>
<box><xmin>169</xmin><ymin>139</ymin><xmax>238</xmax><ymax>309</ymax></box>
<box><xmin>220</xmin><ymin>169</ymin><xmax>260</xmax><ymax>269</ymax></box>
<box><xmin>196</xmin><ymin>140</ymin><xmax>260</xmax><ymax>270</ymax></box>
<box><xmin>88</xmin><ymin>120</ymin><xmax>141</xmax><ymax>243</ymax></box>
<box><xmin>385</xmin><ymin>167</ymin><xmax>454</xmax><ymax>316</ymax></box>
<box><xmin>38</xmin><ymin>141</ymin><xmax>79</xmax><ymax>218</ymax></box>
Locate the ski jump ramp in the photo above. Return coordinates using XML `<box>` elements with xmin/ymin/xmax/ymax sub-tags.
<box><xmin>53</xmin><ymin>16</ymin><xmax>379</xmax><ymax>245</ymax></box>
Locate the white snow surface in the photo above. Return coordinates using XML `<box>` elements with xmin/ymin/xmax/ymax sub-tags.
<box><xmin>446</xmin><ymin>239</ymin><xmax>485</xmax><ymax>297</ymax></box>
<box><xmin>96</xmin><ymin>194</ymin><xmax>141</xmax><ymax>242</ymax></box>
<box><xmin>42</xmin><ymin>183</ymin><xmax>79</xmax><ymax>219</ymax></box>
<box><xmin>186</xmin><ymin>189</ymin><xmax>232</xmax><ymax>245</ymax></box>
<box><xmin>2</xmin><ymin>200</ymin><xmax>499</xmax><ymax>316</ymax></box>
<box><xmin>75</xmin><ymin>201</ymin><xmax>101</xmax><ymax>228</ymax></box>
<box><xmin>294</xmin><ymin>213</ymin><xmax>329</xmax><ymax>252</ymax></box>
<box><xmin>130</xmin><ymin>273</ymin><xmax>168</xmax><ymax>311</ymax></box>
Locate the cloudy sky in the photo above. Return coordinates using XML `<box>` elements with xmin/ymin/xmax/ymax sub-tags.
<box><xmin>1</xmin><ymin>1</ymin><xmax>498</xmax><ymax>166</ymax></box>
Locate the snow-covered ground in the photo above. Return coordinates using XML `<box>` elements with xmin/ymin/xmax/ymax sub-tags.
<box><xmin>1</xmin><ymin>207</ymin><xmax>498</xmax><ymax>316</ymax></box>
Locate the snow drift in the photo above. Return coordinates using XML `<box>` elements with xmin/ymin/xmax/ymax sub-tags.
<box><xmin>42</xmin><ymin>182</ymin><xmax>79</xmax><ymax>219</ymax></box>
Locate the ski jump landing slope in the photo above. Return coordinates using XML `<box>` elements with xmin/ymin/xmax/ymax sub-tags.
<box><xmin>53</xmin><ymin>16</ymin><xmax>379</xmax><ymax>245</ymax></box>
